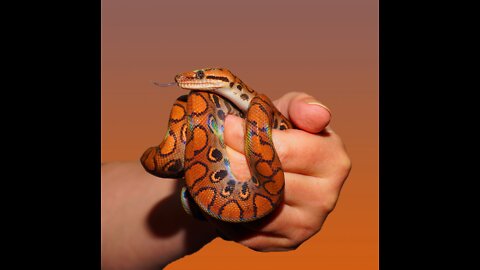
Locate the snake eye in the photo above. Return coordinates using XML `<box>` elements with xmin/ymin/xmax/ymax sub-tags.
<box><xmin>196</xmin><ymin>70</ymin><xmax>205</xmax><ymax>79</ymax></box>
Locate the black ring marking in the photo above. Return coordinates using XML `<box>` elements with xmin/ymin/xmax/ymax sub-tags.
<box><xmin>207</xmin><ymin>147</ymin><xmax>223</xmax><ymax>163</ymax></box>
<box><xmin>159</xmin><ymin>129</ymin><xmax>177</xmax><ymax>157</ymax></box>
<box><xmin>239</xmin><ymin>182</ymin><xmax>251</xmax><ymax>200</ymax></box>
<box><xmin>220</xmin><ymin>180</ymin><xmax>236</xmax><ymax>198</ymax></box>
<box><xmin>169</xmin><ymin>103</ymin><xmax>187</xmax><ymax>124</ymax></box>
<box><xmin>153</xmin><ymin>147</ymin><xmax>159</xmax><ymax>172</ymax></box>
<box><xmin>254</xmin><ymin>160</ymin><xmax>276</xmax><ymax>178</ymax></box>
<box><xmin>262</xmin><ymin>177</ymin><xmax>285</xmax><ymax>196</ymax></box>
<box><xmin>189</xmin><ymin>92</ymin><xmax>210</xmax><ymax>116</ymax></box>
<box><xmin>184</xmin><ymin>161</ymin><xmax>209</xmax><ymax>190</ymax></box>
<box><xmin>193</xmin><ymin>186</ymin><xmax>218</xmax><ymax>212</ymax></box>
<box><xmin>224</xmin><ymin>99</ymin><xmax>233</xmax><ymax>112</ymax></box>
<box><xmin>218</xmin><ymin>200</ymin><xmax>244</xmax><ymax>220</ymax></box>
<box><xmin>209</xmin><ymin>169</ymin><xmax>228</xmax><ymax>183</ymax></box>
<box><xmin>245</xmin><ymin>123</ymin><xmax>277</xmax><ymax>161</ymax></box>
<box><xmin>210</xmin><ymin>94</ymin><xmax>222</xmax><ymax>108</ymax></box>
<box><xmin>256</xmin><ymin>102</ymin><xmax>274</xmax><ymax>121</ymax></box>
<box><xmin>251</xmin><ymin>175</ymin><xmax>260</xmax><ymax>187</ymax></box>
<box><xmin>141</xmin><ymin>147</ymin><xmax>159</xmax><ymax>174</ymax></box>
<box><xmin>177</xmin><ymin>95</ymin><xmax>188</xmax><ymax>102</ymax></box>
<box><xmin>191</xmin><ymin>125</ymin><xmax>209</xmax><ymax>156</ymax></box>
<box><xmin>217</xmin><ymin>110</ymin><xmax>225</xmax><ymax>121</ymax></box>
<box><xmin>253</xmin><ymin>193</ymin><xmax>275</xmax><ymax>218</ymax></box>
<box><xmin>161</xmin><ymin>159</ymin><xmax>184</xmax><ymax>175</ymax></box>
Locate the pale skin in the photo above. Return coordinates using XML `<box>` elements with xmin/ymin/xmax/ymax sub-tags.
<box><xmin>101</xmin><ymin>92</ymin><xmax>352</xmax><ymax>269</ymax></box>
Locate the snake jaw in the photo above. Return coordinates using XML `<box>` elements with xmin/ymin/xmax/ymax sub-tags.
<box><xmin>176</xmin><ymin>80</ymin><xmax>225</xmax><ymax>91</ymax></box>
<box><xmin>175</xmin><ymin>75</ymin><xmax>225</xmax><ymax>90</ymax></box>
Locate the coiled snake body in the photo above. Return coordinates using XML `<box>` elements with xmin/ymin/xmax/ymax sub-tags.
<box><xmin>141</xmin><ymin>68</ymin><xmax>292</xmax><ymax>222</ymax></box>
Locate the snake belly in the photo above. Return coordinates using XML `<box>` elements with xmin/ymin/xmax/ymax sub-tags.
<box><xmin>141</xmin><ymin>69</ymin><xmax>292</xmax><ymax>222</ymax></box>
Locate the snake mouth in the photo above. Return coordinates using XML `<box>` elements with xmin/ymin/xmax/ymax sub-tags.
<box><xmin>176</xmin><ymin>77</ymin><xmax>225</xmax><ymax>90</ymax></box>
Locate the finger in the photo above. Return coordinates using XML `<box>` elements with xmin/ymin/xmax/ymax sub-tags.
<box><xmin>224</xmin><ymin>145</ymin><xmax>346</xmax><ymax>215</ymax></box>
<box><xmin>271</xmin><ymin>129</ymin><xmax>349</xmax><ymax>179</ymax></box>
<box><xmin>219</xmin><ymin>148</ymin><xmax>337</xmax><ymax>215</ymax></box>
<box><xmin>212</xmin><ymin>218</ymin><xmax>294</xmax><ymax>252</ymax></box>
<box><xmin>241</xmin><ymin>173</ymin><xmax>334</xmax><ymax>232</ymax></box>
<box><xmin>238</xmin><ymin>234</ymin><xmax>295</xmax><ymax>252</ymax></box>
<box><xmin>224</xmin><ymin>91</ymin><xmax>332</xmax><ymax>150</ymax></box>
<box><xmin>274</xmin><ymin>92</ymin><xmax>332</xmax><ymax>133</ymax></box>
<box><xmin>224</xmin><ymin>114</ymin><xmax>245</xmax><ymax>152</ymax></box>
<box><xmin>225</xmin><ymin>117</ymin><xmax>347</xmax><ymax>179</ymax></box>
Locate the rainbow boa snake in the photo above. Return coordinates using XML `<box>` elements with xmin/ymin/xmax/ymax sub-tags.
<box><xmin>141</xmin><ymin>68</ymin><xmax>292</xmax><ymax>222</ymax></box>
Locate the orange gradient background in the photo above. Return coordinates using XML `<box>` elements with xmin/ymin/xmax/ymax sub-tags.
<box><xmin>102</xmin><ymin>0</ymin><xmax>378</xmax><ymax>269</ymax></box>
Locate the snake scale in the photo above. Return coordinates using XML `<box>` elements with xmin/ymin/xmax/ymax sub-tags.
<box><xmin>141</xmin><ymin>68</ymin><xmax>292</xmax><ymax>222</ymax></box>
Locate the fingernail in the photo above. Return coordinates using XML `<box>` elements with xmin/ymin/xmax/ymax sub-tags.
<box><xmin>305</xmin><ymin>98</ymin><xmax>332</xmax><ymax>114</ymax></box>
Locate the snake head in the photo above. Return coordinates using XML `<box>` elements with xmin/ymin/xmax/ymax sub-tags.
<box><xmin>175</xmin><ymin>68</ymin><xmax>235</xmax><ymax>90</ymax></box>
<box><xmin>175</xmin><ymin>68</ymin><xmax>256</xmax><ymax>112</ymax></box>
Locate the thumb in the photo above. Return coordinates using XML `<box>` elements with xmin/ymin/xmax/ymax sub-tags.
<box><xmin>283</xmin><ymin>93</ymin><xmax>332</xmax><ymax>133</ymax></box>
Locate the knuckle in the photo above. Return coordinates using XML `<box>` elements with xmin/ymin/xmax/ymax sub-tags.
<box><xmin>310</xmin><ymin>191</ymin><xmax>338</xmax><ymax>215</ymax></box>
<box><xmin>335</xmin><ymin>138</ymin><xmax>352</xmax><ymax>174</ymax></box>
<box><xmin>322</xmin><ymin>195</ymin><xmax>338</xmax><ymax>214</ymax></box>
<box><xmin>285</xmin><ymin>226</ymin><xmax>318</xmax><ymax>250</ymax></box>
<box><xmin>340</xmin><ymin>155</ymin><xmax>352</xmax><ymax>175</ymax></box>
<box><xmin>334</xmin><ymin>150</ymin><xmax>352</xmax><ymax>177</ymax></box>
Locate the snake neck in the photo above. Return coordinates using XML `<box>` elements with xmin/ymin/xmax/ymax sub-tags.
<box><xmin>175</xmin><ymin>68</ymin><xmax>257</xmax><ymax>113</ymax></box>
<box><xmin>208</xmin><ymin>85</ymin><xmax>254</xmax><ymax>112</ymax></box>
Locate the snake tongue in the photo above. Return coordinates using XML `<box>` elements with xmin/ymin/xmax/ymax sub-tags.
<box><xmin>152</xmin><ymin>81</ymin><xmax>177</xmax><ymax>87</ymax></box>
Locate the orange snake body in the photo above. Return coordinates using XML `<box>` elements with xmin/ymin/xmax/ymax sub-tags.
<box><xmin>141</xmin><ymin>68</ymin><xmax>292</xmax><ymax>222</ymax></box>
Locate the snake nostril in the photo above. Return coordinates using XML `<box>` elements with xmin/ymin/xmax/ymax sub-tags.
<box><xmin>174</xmin><ymin>75</ymin><xmax>182</xmax><ymax>82</ymax></box>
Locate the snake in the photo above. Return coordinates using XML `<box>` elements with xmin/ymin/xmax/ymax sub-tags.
<box><xmin>140</xmin><ymin>68</ymin><xmax>292</xmax><ymax>223</ymax></box>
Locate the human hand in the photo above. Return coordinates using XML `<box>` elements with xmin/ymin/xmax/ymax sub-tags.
<box><xmin>208</xmin><ymin>91</ymin><xmax>351</xmax><ymax>252</ymax></box>
<box><xmin>101</xmin><ymin>91</ymin><xmax>351</xmax><ymax>269</ymax></box>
